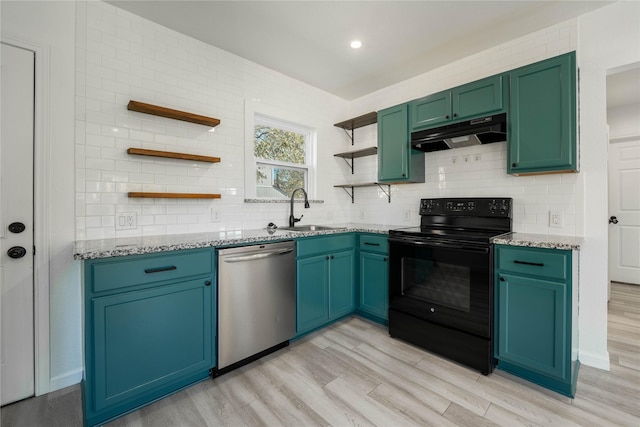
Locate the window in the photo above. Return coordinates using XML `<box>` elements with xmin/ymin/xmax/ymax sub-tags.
<box><xmin>251</xmin><ymin>114</ymin><xmax>315</xmax><ymax>200</ymax></box>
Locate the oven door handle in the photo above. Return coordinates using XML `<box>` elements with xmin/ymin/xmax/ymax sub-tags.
<box><xmin>388</xmin><ymin>237</ymin><xmax>490</xmax><ymax>254</ymax></box>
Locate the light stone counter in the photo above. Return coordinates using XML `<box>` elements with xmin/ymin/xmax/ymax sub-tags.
<box><xmin>491</xmin><ymin>232</ymin><xmax>583</xmax><ymax>251</ymax></box>
<box><xmin>73</xmin><ymin>223</ymin><xmax>407</xmax><ymax>260</ymax></box>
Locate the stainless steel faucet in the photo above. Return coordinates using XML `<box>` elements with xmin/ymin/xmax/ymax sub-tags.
<box><xmin>289</xmin><ymin>187</ymin><xmax>310</xmax><ymax>227</ymax></box>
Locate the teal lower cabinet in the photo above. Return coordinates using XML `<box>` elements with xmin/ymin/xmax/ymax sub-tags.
<box><xmin>82</xmin><ymin>249</ymin><xmax>215</xmax><ymax>427</ymax></box>
<box><xmin>296</xmin><ymin>234</ymin><xmax>356</xmax><ymax>336</ymax></box>
<box><xmin>494</xmin><ymin>245</ymin><xmax>578</xmax><ymax>397</ymax></box>
<box><xmin>357</xmin><ymin>234</ymin><xmax>389</xmax><ymax>323</ymax></box>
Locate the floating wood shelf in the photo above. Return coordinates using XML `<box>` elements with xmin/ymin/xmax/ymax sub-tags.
<box><xmin>334</xmin><ymin>112</ymin><xmax>377</xmax><ymax>130</ymax></box>
<box><xmin>128</xmin><ymin>192</ymin><xmax>221</xmax><ymax>199</ymax></box>
<box><xmin>127</xmin><ymin>100</ymin><xmax>221</xmax><ymax>127</ymax></box>
<box><xmin>127</xmin><ymin>148</ymin><xmax>220</xmax><ymax>163</ymax></box>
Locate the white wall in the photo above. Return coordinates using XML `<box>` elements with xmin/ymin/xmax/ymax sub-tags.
<box><xmin>75</xmin><ymin>1</ymin><xmax>350</xmax><ymax>241</ymax></box>
<box><xmin>577</xmin><ymin>0</ymin><xmax>640</xmax><ymax>369</ymax></box>
<box><xmin>608</xmin><ymin>103</ymin><xmax>640</xmax><ymax>140</ymax></box>
<box><xmin>1</xmin><ymin>0</ymin><xmax>80</xmax><ymax>392</ymax></box>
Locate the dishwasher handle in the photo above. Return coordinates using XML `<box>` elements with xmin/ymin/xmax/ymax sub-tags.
<box><xmin>222</xmin><ymin>248</ymin><xmax>293</xmax><ymax>263</ymax></box>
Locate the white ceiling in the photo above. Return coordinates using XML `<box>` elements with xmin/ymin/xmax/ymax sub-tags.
<box><xmin>106</xmin><ymin>0</ymin><xmax>613</xmax><ymax>100</ymax></box>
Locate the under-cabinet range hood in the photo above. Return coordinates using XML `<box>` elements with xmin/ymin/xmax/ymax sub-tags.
<box><xmin>411</xmin><ymin>113</ymin><xmax>506</xmax><ymax>153</ymax></box>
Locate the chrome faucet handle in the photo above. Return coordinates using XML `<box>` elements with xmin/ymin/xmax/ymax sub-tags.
<box><xmin>294</xmin><ymin>215</ymin><xmax>303</xmax><ymax>223</ymax></box>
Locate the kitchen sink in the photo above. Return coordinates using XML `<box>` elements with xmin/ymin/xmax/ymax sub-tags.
<box><xmin>278</xmin><ymin>225</ymin><xmax>345</xmax><ymax>232</ymax></box>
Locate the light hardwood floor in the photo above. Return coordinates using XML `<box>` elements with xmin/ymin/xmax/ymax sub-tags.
<box><xmin>2</xmin><ymin>282</ymin><xmax>639</xmax><ymax>426</ymax></box>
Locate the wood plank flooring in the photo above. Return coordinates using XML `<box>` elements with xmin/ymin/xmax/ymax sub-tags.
<box><xmin>2</xmin><ymin>282</ymin><xmax>639</xmax><ymax>426</ymax></box>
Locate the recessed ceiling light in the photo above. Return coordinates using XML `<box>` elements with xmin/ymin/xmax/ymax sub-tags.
<box><xmin>350</xmin><ymin>40</ymin><xmax>362</xmax><ymax>49</ymax></box>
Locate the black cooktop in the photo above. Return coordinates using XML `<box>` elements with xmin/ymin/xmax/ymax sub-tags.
<box><xmin>389</xmin><ymin>226</ymin><xmax>508</xmax><ymax>244</ymax></box>
<box><xmin>390</xmin><ymin>197</ymin><xmax>513</xmax><ymax>244</ymax></box>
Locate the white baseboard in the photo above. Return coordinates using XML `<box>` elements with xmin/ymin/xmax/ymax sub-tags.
<box><xmin>579</xmin><ymin>349</ymin><xmax>611</xmax><ymax>370</ymax></box>
<box><xmin>49</xmin><ymin>368</ymin><xmax>82</xmax><ymax>393</ymax></box>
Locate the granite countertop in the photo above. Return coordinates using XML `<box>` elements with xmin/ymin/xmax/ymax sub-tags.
<box><xmin>491</xmin><ymin>232</ymin><xmax>583</xmax><ymax>251</ymax></box>
<box><xmin>73</xmin><ymin>223</ymin><xmax>406</xmax><ymax>260</ymax></box>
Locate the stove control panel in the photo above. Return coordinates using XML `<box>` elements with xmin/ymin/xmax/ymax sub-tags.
<box><xmin>420</xmin><ymin>198</ymin><xmax>512</xmax><ymax>217</ymax></box>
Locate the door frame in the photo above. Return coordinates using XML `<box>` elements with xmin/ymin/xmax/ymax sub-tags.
<box><xmin>1</xmin><ymin>34</ymin><xmax>51</xmax><ymax>396</ymax></box>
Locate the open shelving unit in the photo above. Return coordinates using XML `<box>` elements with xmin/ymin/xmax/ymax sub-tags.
<box><xmin>125</xmin><ymin>101</ymin><xmax>222</xmax><ymax>200</ymax></box>
<box><xmin>333</xmin><ymin>111</ymin><xmax>393</xmax><ymax>203</ymax></box>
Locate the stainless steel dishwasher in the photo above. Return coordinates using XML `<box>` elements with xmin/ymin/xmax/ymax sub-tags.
<box><xmin>217</xmin><ymin>240</ymin><xmax>296</xmax><ymax>371</ymax></box>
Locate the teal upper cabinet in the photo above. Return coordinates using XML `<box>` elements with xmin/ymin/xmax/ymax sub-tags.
<box><xmin>410</xmin><ymin>90</ymin><xmax>451</xmax><ymax>130</ymax></box>
<box><xmin>453</xmin><ymin>75</ymin><xmax>506</xmax><ymax>121</ymax></box>
<box><xmin>410</xmin><ymin>74</ymin><xmax>506</xmax><ymax>131</ymax></box>
<box><xmin>377</xmin><ymin>103</ymin><xmax>425</xmax><ymax>183</ymax></box>
<box><xmin>508</xmin><ymin>52</ymin><xmax>577</xmax><ymax>175</ymax></box>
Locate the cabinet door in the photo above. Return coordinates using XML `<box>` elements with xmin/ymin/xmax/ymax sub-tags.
<box><xmin>410</xmin><ymin>90</ymin><xmax>452</xmax><ymax>130</ymax></box>
<box><xmin>508</xmin><ymin>52</ymin><xmax>576</xmax><ymax>174</ymax></box>
<box><xmin>359</xmin><ymin>252</ymin><xmax>388</xmax><ymax>320</ymax></box>
<box><xmin>453</xmin><ymin>75</ymin><xmax>505</xmax><ymax>121</ymax></box>
<box><xmin>378</xmin><ymin>104</ymin><xmax>409</xmax><ymax>182</ymax></box>
<box><xmin>496</xmin><ymin>273</ymin><xmax>569</xmax><ymax>380</ymax></box>
<box><xmin>91</xmin><ymin>278</ymin><xmax>213</xmax><ymax>412</ymax></box>
<box><xmin>328</xmin><ymin>250</ymin><xmax>355</xmax><ymax>320</ymax></box>
<box><xmin>296</xmin><ymin>255</ymin><xmax>329</xmax><ymax>334</ymax></box>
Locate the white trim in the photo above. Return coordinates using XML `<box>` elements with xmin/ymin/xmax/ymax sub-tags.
<box><xmin>578</xmin><ymin>349</ymin><xmax>611</xmax><ymax>371</ymax></box>
<box><xmin>49</xmin><ymin>368</ymin><xmax>83</xmax><ymax>393</ymax></box>
<box><xmin>1</xmin><ymin>34</ymin><xmax>51</xmax><ymax>396</ymax></box>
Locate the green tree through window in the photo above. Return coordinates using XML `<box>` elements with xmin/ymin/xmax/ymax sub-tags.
<box><xmin>254</xmin><ymin>123</ymin><xmax>309</xmax><ymax>199</ymax></box>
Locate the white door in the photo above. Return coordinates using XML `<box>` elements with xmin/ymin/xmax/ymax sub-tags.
<box><xmin>608</xmin><ymin>139</ymin><xmax>640</xmax><ymax>285</ymax></box>
<box><xmin>0</xmin><ymin>42</ymin><xmax>35</xmax><ymax>405</ymax></box>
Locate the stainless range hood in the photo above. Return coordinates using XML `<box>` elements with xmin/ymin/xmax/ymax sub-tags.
<box><xmin>411</xmin><ymin>113</ymin><xmax>506</xmax><ymax>153</ymax></box>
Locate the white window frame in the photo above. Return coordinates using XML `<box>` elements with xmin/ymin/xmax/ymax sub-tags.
<box><xmin>244</xmin><ymin>100</ymin><xmax>317</xmax><ymax>200</ymax></box>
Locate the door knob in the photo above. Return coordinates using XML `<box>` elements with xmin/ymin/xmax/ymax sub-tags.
<box><xmin>8</xmin><ymin>222</ymin><xmax>26</xmax><ymax>233</ymax></box>
<box><xmin>7</xmin><ymin>246</ymin><xmax>27</xmax><ymax>259</ymax></box>
<box><xmin>609</xmin><ymin>216</ymin><xmax>618</xmax><ymax>224</ymax></box>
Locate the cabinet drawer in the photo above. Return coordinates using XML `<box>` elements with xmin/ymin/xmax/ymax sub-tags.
<box><xmin>297</xmin><ymin>234</ymin><xmax>355</xmax><ymax>258</ymax></box>
<box><xmin>496</xmin><ymin>246</ymin><xmax>569</xmax><ymax>280</ymax></box>
<box><xmin>91</xmin><ymin>249</ymin><xmax>212</xmax><ymax>293</ymax></box>
<box><xmin>359</xmin><ymin>234</ymin><xmax>388</xmax><ymax>254</ymax></box>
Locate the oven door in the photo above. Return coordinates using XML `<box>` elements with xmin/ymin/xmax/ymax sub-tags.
<box><xmin>388</xmin><ymin>236</ymin><xmax>493</xmax><ymax>338</ymax></box>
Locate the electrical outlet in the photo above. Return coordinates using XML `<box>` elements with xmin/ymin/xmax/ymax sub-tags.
<box><xmin>359</xmin><ymin>210</ymin><xmax>365</xmax><ymax>220</ymax></box>
<box><xmin>549</xmin><ymin>210</ymin><xmax>563</xmax><ymax>228</ymax></box>
<box><xmin>452</xmin><ymin>156</ymin><xmax>458</xmax><ymax>164</ymax></box>
<box><xmin>463</xmin><ymin>155</ymin><xmax>470</xmax><ymax>163</ymax></box>
<box><xmin>403</xmin><ymin>209</ymin><xmax>411</xmax><ymax>221</ymax></box>
<box><xmin>211</xmin><ymin>209</ymin><xmax>221</xmax><ymax>222</ymax></box>
<box><xmin>116</xmin><ymin>212</ymin><xmax>137</xmax><ymax>230</ymax></box>
<box><xmin>326</xmin><ymin>210</ymin><xmax>334</xmax><ymax>220</ymax></box>
<box><xmin>474</xmin><ymin>153</ymin><xmax>482</xmax><ymax>162</ymax></box>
